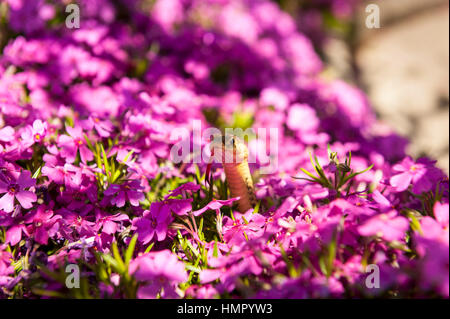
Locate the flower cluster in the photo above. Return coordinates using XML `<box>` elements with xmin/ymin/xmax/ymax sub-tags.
<box><xmin>0</xmin><ymin>0</ymin><xmax>448</xmax><ymax>299</ymax></box>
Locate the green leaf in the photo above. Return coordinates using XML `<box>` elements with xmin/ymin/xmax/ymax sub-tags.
<box><xmin>122</xmin><ymin>150</ymin><xmax>134</xmax><ymax>163</ymax></box>
<box><xmin>292</xmin><ymin>176</ymin><xmax>320</xmax><ymax>183</ymax></box>
<box><xmin>326</xmin><ymin>229</ymin><xmax>338</xmax><ymax>277</ymax></box>
<box><xmin>102</xmin><ymin>254</ymin><xmax>119</xmax><ymax>271</ymax></box>
<box><xmin>101</xmin><ymin>144</ymin><xmax>110</xmax><ymax>179</ymax></box>
<box><xmin>198</xmin><ymin>218</ymin><xmax>204</xmax><ymax>240</ymax></box>
<box><xmin>84</xmin><ymin>134</ymin><xmax>94</xmax><ymax>152</ymax></box>
<box><xmin>213</xmin><ymin>241</ymin><xmax>218</xmax><ymax>258</ymax></box>
<box><xmin>125</xmin><ymin>235</ymin><xmax>138</xmax><ymax>265</ymax></box>
<box><xmin>407</xmin><ymin>211</ymin><xmax>422</xmax><ymax>234</ymax></box>
<box><xmin>309</xmin><ymin>152</ymin><xmax>320</xmax><ymax>176</ymax></box>
<box><xmin>279</xmin><ymin>244</ymin><xmax>297</xmax><ymax>278</ymax></box>
<box><xmin>231</xmin><ymin>111</ymin><xmax>254</xmax><ymax>130</ymax></box>
<box><xmin>65</xmin><ymin>117</ymin><xmax>74</xmax><ymax>128</ymax></box>
<box><xmin>298</xmin><ymin>168</ymin><xmax>321</xmax><ymax>182</ymax></box>
<box><xmin>185</xmin><ymin>264</ymin><xmax>202</xmax><ymax>273</ymax></box>
<box><xmin>318</xmin><ymin>255</ymin><xmax>327</xmax><ymax>276</ymax></box>
<box><xmin>253</xmin><ymin>200</ymin><xmax>261</xmax><ymax>215</ymax></box>
<box><xmin>194</xmin><ymin>164</ymin><xmax>202</xmax><ymax>184</ymax></box>
<box><xmin>32</xmin><ymin>166</ymin><xmax>42</xmax><ymax>179</ymax></box>
<box><xmin>111</xmin><ymin>158</ymin><xmax>116</xmax><ymax>177</ymax></box>
<box><xmin>314</xmin><ymin>155</ymin><xmax>331</xmax><ymax>186</ymax></box>
<box><xmin>144</xmin><ymin>242</ymin><xmax>155</xmax><ymax>253</ymax></box>
<box><xmin>95</xmin><ymin>144</ymin><xmax>103</xmax><ymax>177</ymax></box>
<box><xmin>341</xmin><ymin>164</ymin><xmax>373</xmax><ymax>186</ymax></box>
<box><xmin>185</xmin><ymin>240</ymin><xmax>200</xmax><ymax>258</ymax></box>
<box><xmin>111</xmin><ymin>242</ymin><xmax>125</xmax><ymax>273</ymax></box>
<box><xmin>32</xmin><ymin>289</ymin><xmax>67</xmax><ymax>298</ymax></box>
<box><xmin>112</xmin><ymin>170</ymin><xmax>121</xmax><ymax>183</ymax></box>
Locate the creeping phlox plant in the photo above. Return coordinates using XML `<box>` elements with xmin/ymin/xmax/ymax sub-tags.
<box><xmin>0</xmin><ymin>0</ymin><xmax>448</xmax><ymax>299</ymax></box>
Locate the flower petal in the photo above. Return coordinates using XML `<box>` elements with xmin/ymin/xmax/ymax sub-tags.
<box><xmin>390</xmin><ymin>172</ymin><xmax>412</xmax><ymax>192</ymax></box>
<box><xmin>0</xmin><ymin>193</ymin><xmax>15</xmax><ymax>213</ymax></box>
<box><xmin>17</xmin><ymin>170</ymin><xmax>36</xmax><ymax>189</ymax></box>
<box><xmin>15</xmin><ymin>191</ymin><xmax>37</xmax><ymax>209</ymax></box>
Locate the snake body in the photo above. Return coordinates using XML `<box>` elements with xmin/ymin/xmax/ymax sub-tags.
<box><xmin>210</xmin><ymin>135</ymin><xmax>257</xmax><ymax>213</ymax></box>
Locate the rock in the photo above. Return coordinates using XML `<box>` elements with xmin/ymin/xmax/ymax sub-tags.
<box><xmin>356</xmin><ymin>5</ymin><xmax>449</xmax><ymax>173</ymax></box>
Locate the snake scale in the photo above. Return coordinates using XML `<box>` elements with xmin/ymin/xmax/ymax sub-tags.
<box><xmin>209</xmin><ymin>135</ymin><xmax>257</xmax><ymax>213</ymax></box>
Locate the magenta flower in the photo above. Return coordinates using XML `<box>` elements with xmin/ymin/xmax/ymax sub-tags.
<box><xmin>1</xmin><ymin>212</ymin><xmax>29</xmax><ymax>246</ymax></box>
<box><xmin>57</xmin><ymin>125</ymin><xmax>93</xmax><ymax>163</ymax></box>
<box><xmin>222</xmin><ymin>210</ymin><xmax>266</xmax><ymax>245</ymax></box>
<box><xmin>21</xmin><ymin>119</ymin><xmax>47</xmax><ymax>147</ymax></box>
<box><xmin>132</xmin><ymin>202</ymin><xmax>173</xmax><ymax>244</ymax></box>
<box><xmin>0</xmin><ymin>126</ymin><xmax>15</xmax><ymax>143</ymax></box>
<box><xmin>81</xmin><ymin>115</ymin><xmax>114</xmax><ymax>138</ymax></box>
<box><xmin>42</xmin><ymin>155</ymin><xmax>83</xmax><ymax>188</ymax></box>
<box><xmin>259</xmin><ymin>87</ymin><xmax>289</xmax><ymax>111</ymax></box>
<box><xmin>95</xmin><ymin>211</ymin><xmax>129</xmax><ymax>235</ymax></box>
<box><xmin>0</xmin><ymin>170</ymin><xmax>37</xmax><ymax>213</ymax></box>
<box><xmin>419</xmin><ymin>241</ymin><xmax>449</xmax><ymax>297</ymax></box>
<box><xmin>164</xmin><ymin>182</ymin><xmax>201</xmax><ymax>200</ymax></box>
<box><xmin>160</xmin><ymin>198</ymin><xmax>193</xmax><ymax>216</ymax></box>
<box><xmin>24</xmin><ymin>204</ymin><xmax>61</xmax><ymax>245</ymax></box>
<box><xmin>287</xmin><ymin>103</ymin><xmax>319</xmax><ymax>133</ymax></box>
<box><xmin>192</xmin><ymin>198</ymin><xmax>239</xmax><ymax>216</ymax></box>
<box><xmin>433</xmin><ymin>202</ymin><xmax>449</xmax><ymax>230</ymax></box>
<box><xmin>129</xmin><ymin>250</ymin><xmax>188</xmax><ymax>298</ymax></box>
<box><xmin>0</xmin><ymin>245</ymin><xmax>14</xmax><ymax>285</ymax></box>
<box><xmin>415</xmin><ymin>203</ymin><xmax>449</xmax><ymax>297</ymax></box>
<box><xmin>103</xmin><ymin>180</ymin><xmax>145</xmax><ymax>208</ymax></box>
<box><xmin>56</xmin><ymin>209</ymin><xmax>97</xmax><ymax>242</ymax></box>
<box><xmin>200</xmin><ymin>245</ymin><xmax>274</xmax><ymax>292</ymax></box>
<box><xmin>357</xmin><ymin>210</ymin><xmax>409</xmax><ymax>242</ymax></box>
<box><xmin>185</xmin><ymin>284</ymin><xmax>219</xmax><ymax>299</ymax></box>
<box><xmin>415</xmin><ymin>202</ymin><xmax>449</xmax><ymax>249</ymax></box>
<box><xmin>389</xmin><ymin>157</ymin><xmax>442</xmax><ymax>194</ymax></box>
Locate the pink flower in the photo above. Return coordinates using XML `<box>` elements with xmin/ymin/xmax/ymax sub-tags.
<box><xmin>415</xmin><ymin>204</ymin><xmax>449</xmax><ymax>297</ymax></box>
<box><xmin>21</xmin><ymin>119</ymin><xmax>47</xmax><ymax>147</ymax></box>
<box><xmin>287</xmin><ymin>103</ymin><xmax>319</xmax><ymax>132</ymax></box>
<box><xmin>0</xmin><ymin>245</ymin><xmax>14</xmax><ymax>284</ymax></box>
<box><xmin>286</xmin><ymin>103</ymin><xmax>328</xmax><ymax>145</ymax></box>
<box><xmin>1</xmin><ymin>212</ymin><xmax>29</xmax><ymax>246</ymax></box>
<box><xmin>24</xmin><ymin>203</ymin><xmax>61</xmax><ymax>245</ymax></box>
<box><xmin>103</xmin><ymin>180</ymin><xmax>145</xmax><ymax>208</ymax></box>
<box><xmin>390</xmin><ymin>157</ymin><xmax>443</xmax><ymax>194</ymax></box>
<box><xmin>42</xmin><ymin>155</ymin><xmax>83</xmax><ymax>189</ymax></box>
<box><xmin>419</xmin><ymin>241</ymin><xmax>449</xmax><ymax>297</ymax></box>
<box><xmin>0</xmin><ymin>126</ymin><xmax>15</xmax><ymax>143</ymax></box>
<box><xmin>57</xmin><ymin>125</ymin><xmax>93</xmax><ymax>164</ymax></box>
<box><xmin>259</xmin><ymin>87</ymin><xmax>289</xmax><ymax>111</ymax></box>
<box><xmin>200</xmin><ymin>245</ymin><xmax>274</xmax><ymax>292</ymax></box>
<box><xmin>95</xmin><ymin>211</ymin><xmax>129</xmax><ymax>235</ymax></box>
<box><xmin>433</xmin><ymin>202</ymin><xmax>449</xmax><ymax>230</ymax></box>
<box><xmin>132</xmin><ymin>202</ymin><xmax>173</xmax><ymax>244</ymax></box>
<box><xmin>0</xmin><ymin>170</ymin><xmax>37</xmax><ymax>213</ymax></box>
<box><xmin>222</xmin><ymin>210</ymin><xmax>266</xmax><ymax>245</ymax></box>
<box><xmin>164</xmin><ymin>182</ymin><xmax>201</xmax><ymax>200</ymax></box>
<box><xmin>415</xmin><ymin>202</ymin><xmax>449</xmax><ymax>251</ymax></box>
<box><xmin>129</xmin><ymin>250</ymin><xmax>187</xmax><ymax>298</ymax></box>
<box><xmin>185</xmin><ymin>284</ymin><xmax>218</xmax><ymax>299</ymax></box>
<box><xmin>192</xmin><ymin>198</ymin><xmax>239</xmax><ymax>216</ymax></box>
<box><xmin>357</xmin><ymin>210</ymin><xmax>409</xmax><ymax>242</ymax></box>
<box><xmin>81</xmin><ymin>115</ymin><xmax>113</xmax><ymax>138</ymax></box>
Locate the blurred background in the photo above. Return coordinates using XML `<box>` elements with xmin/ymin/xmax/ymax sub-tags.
<box><xmin>0</xmin><ymin>0</ymin><xmax>448</xmax><ymax>172</ymax></box>
<box><xmin>277</xmin><ymin>0</ymin><xmax>449</xmax><ymax>173</ymax></box>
